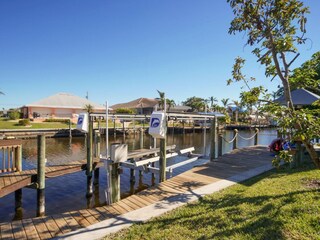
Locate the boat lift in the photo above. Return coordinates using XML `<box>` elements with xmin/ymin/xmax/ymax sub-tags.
<box><xmin>79</xmin><ymin>103</ymin><xmax>224</xmax><ymax>204</ymax></box>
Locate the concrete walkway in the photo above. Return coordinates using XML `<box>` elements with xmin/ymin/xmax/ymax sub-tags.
<box><xmin>56</xmin><ymin>146</ymin><xmax>274</xmax><ymax>240</ymax></box>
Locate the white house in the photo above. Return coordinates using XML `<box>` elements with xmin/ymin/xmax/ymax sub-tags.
<box><xmin>21</xmin><ymin>93</ymin><xmax>105</xmax><ymax>121</ymax></box>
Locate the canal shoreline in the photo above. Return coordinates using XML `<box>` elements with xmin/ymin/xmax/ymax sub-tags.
<box><xmin>0</xmin><ymin>124</ymin><xmax>275</xmax><ymax>139</ymax></box>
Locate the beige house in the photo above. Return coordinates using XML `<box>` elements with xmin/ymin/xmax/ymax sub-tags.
<box><xmin>111</xmin><ymin>98</ymin><xmax>159</xmax><ymax>114</ymax></box>
<box><xmin>21</xmin><ymin>93</ymin><xmax>105</xmax><ymax>121</ymax></box>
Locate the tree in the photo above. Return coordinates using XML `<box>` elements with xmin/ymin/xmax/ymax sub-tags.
<box><xmin>157</xmin><ymin>90</ymin><xmax>165</xmax><ymax>110</ymax></box>
<box><xmin>227</xmin><ymin>0</ymin><xmax>320</xmax><ymax>167</ymax></box>
<box><xmin>209</xmin><ymin>96</ymin><xmax>218</xmax><ymax>111</ymax></box>
<box><xmin>84</xmin><ymin>104</ymin><xmax>94</xmax><ymax>113</ymax></box>
<box><xmin>183</xmin><ymin>97</ymin><xmax>206</xmax><ymax>112</ymax></box>
<box><xmin>290</xmin><ymin>51</ymin><xmax>320</xmax><ymax>94</ymax></box>
<box><xmin>221</xmin><ymin>98</ymin><xmax>230</xmax><ymax>109</ymax></box>
<box><xmin>166</xmin><ymin>99</ymin><xmax>176</xmax><ymax>111</ymax></box>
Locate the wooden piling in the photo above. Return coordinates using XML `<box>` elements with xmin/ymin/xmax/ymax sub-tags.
<box><xmin>109</xmin><ymin>162</ymin><xmax>120</xmax><ymax>203</ymax></box>
<box><xmin>233</xmin><ymin>129</ymin><xmax>238</xmax><ymax>150</ymax></box>
<box><xmin>86</xmin><ymin>118</ymin><xmax>93</xmax><ymax>197</ymax></box>
<box><xmin>93</xmin><ymin>168</ymin><xmax>100</xmax><ymax>186</ymax></box>
<box><xmin>94</xmin><ymin>130</ymin><xmax>101</xmax><ymax>158</ymax></box>
<box><xmin>139</xmin><ymin>129</ymin><xmax>144</xmax><ymax>149</ymax></box>
<box><xmin>14</xmin><ymin>145</ymin><xmax>22</xmax><ymax>172</ymax></box>
<box><xmin>210</xmin><ymin>118</ymin><xmax>217</xmax><ymax>161</ymax></box>
<box><xmin>218</xmin><ymin>133</ymin><xmax>223</xmax><ymax>157</ymax></box>
<box><xmin>254</xmin><ymin>128</ymin><xmax>259</xmax><ymax>145</ymax></box>
<box><xmin>37</xmin><ymin>135</ymin><xmax>46</xmax><ymax>217</ymax></box>
<box><xmin>14</xmin><ymin>189</ymin><xmax>23</xmax><ymax>220</ymax></box>
<box><xmin>159</xmin><ymin>138</ymin><xmax>167</xmax><ymax>182</ymax></box>
<box><xmin>69</xmin><ymin>119</ymin><xmax>72</xmax><ymax>138</ymax></box>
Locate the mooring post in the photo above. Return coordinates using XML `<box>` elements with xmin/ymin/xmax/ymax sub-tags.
<box><xmin>218</xmin><ymin>133</ymin><xmax>223</xmax><ymax>157</ymax></box>
<box><xmin>139</xmin><ymin>128</ymin><xmax>144</xmax><ymax>149</ymax></box>
<box><xmin>159</xmin><ymin>137</ymin><xmax>167</xmax><ymax>182</ymax></box>
<box><xmin>183</xmin><ymin>121</ymin><xmax>185</xmax><ymax>135</ymax></box>
<box><xmin>86</xmin><ymin>117</ymin><xmax>93</xmax><ymax>197</ymax></box>
<box><xmin>93</xmin><ymin>130</ymin><xmax>101</xmax><ymax>186</ymax></box>
<box><xmin>233</xmin><ymin>129</ymin><xmax>238</xmax><ymax>150</ymax></box>
<box><xmin>210</xmin><ymin>117</ymin><xmax>217</xmax><ymax>161</ymax></box>
<box><xmin>37</xmin><ymin>134</ymin><xmax>46</xmax><ymax>217</ymax></box>
<box><xmin>69</xmin><ymin>119</ymin><xmax>72</xmax><ymax>138</ymax></box>
<box><xmin>14</xmin><ymin>145</ymin><xmax>22</xmax><ymax>172</ymax></box>
<box><xmin>94</xmin><ymin>130</ymin><xmax>101</xmax><ymax>158</ymax></box>
<box><xmin>14</xmin><ymin>189</ymin><xmax>23</xmax><ymax>220</ymax></box>
<box><xmin>254</xmin><ymin>128</ymin><xmax>259</xmax><ymax>145</ymax></box>
<box><xmin>108</xmin><ymin>162</ymin><xmax>120</xmax><ymax>203</ymax></box>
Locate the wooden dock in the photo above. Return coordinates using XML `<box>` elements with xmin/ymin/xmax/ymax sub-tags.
<box><xmin>0</xmin><ymin>146</ymin><xmax>274</xmax><ymax>239</ymax></box>
<box><xmin>0</xmin><ymin>146</ymin><xmax>177</xmax><ymax>198</ymax></box>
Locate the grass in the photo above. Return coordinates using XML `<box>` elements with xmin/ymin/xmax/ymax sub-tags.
<box><xmin>106</xmin><ymin>163</ymin><xmax>320</xmax><ymax>240</ymax></box>
<box><xmin>0</xmin><ymin>118</ymin><xmax>74</xmax><ymax>129</ymax></box>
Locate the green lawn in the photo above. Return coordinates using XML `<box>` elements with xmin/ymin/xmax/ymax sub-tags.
<box><xmin>107</xmin><ymin>163</ymin><xmax>320</xmax><ymax>240</ymax></box>
<box><xmin>0</xmin><ymin>119</ymin><xmax>74</xmax><ymax>129</ymax></box>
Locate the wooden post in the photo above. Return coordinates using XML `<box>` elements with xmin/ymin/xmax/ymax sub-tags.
<box><xmin>86</xmin><ymin>117</ymin><xmax>93</xmax><ymax>197</ymax></box>
<box><xmin>183</xmin><ymin>121</ymin><xmax>185</xmax><ymax>135</ymax></box>
<box><xmin>37</xmin><ymin>135</ymin><xmax>46</xmax><ymax>217</ymax></box>
<box><xmin>69</xmin><ymin>119</ymin><xmax>72</xmax><ymax>138</ymax></box>
<box><xmin>254</xmin><ymin>128</ymin><xmax>259</xmax><ymax>145</ymax></box>
<box><xmin>14</xmin><ymin>189</ymin><xmax>23</xmax><ymax>220</ymax></box>
<box><xmin>129</xmin><ymin>158</ymin><xmax>135</xmax><ymax>188</ymax></box>
<box><xmin>108</xmin><ymin>162</ymin><xmax>120</xmax><ymax>203</ymax></box>
<box><xmin>210</xmin><ymin>118</ymin><xmax>217</xmax><ymax>161</ymax></box>
<box><xmin>14</xmin><ymin>145</ymin><xmax>22</xmax><ymax>172</ymax></box>
<box><xmin>93</xmin><ymin>168</ymin><xmax>100</xmax><ymax>186</ymax></box>
<box><xmin>139</xmin><ymin>128</ymin><xmax>144</xmax><ymax>149</ymax></box>
<box><xmin>233</xmin><ymin>129</ymin><xmax>238</xmax><ymax>150</ymax></box>
<box><xmin>218</xmin><ymin>133</ymin><xmax>223</xmax><ymax>157</ymax></box>
<box><xmin>159</xmin><ymin>137</ymin><xmax>167</xmax><ymax>182</ymax></box>
<box><xmin>94</xmin><ymin>130</ymin><xmax>101</xmax><ymax>158</ymax></box>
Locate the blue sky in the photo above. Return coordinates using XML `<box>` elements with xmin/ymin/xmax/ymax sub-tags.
<box><xmin>0</xmin><ymin>0</ymin><xmax>319</xmax><ymax>109</ymax></box>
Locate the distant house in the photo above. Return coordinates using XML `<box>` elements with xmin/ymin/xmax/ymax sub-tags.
<box><xmin>111</xmin><ymin>97</ymin><xmax>191</xmax><ymax>114</ymax></box>
<box><xmin>168</xmin><ymin>105</ymin><xmax>192</xmax><ymax>113</ymax></box>
<box><xmin>110</xmin><ymin>98</ymin><xmax>159</xmax><ymax>114</ymax></box>
<box><xmin>274</xmin><ymin>88</ymin><xmax>320</xmax><ymax>108</ymax></box>
<box><xmin>21</xmin><ymin>93</ymin><xmax>105</xmax><ymax>121</ymax></box>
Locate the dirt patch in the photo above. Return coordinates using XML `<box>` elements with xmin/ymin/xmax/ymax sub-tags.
<box><xmin>303</xmin><ymin>178</ymin><xmax>320</xmax><ymax>189</ymax></box>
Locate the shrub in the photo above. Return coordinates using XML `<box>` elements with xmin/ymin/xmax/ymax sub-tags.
<box><xmin>115</xmin><ymin>108</ymin><xmax>136</xmax><ymax>114</ymax></box>
<box><xmin>44</xmin><ymin>119</ymin><xmax>70</xmax><ymax>124</ymax></box>
<box><xmin>18</xmin><ymin>119</ymin><xmax>30</xmax><ymax>126</ymax></box>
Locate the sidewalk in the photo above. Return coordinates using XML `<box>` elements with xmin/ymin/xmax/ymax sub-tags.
<box><xmin>56</xmin><ymin>146</ymin><xmax>274</xmax><ymax>240</ymax></box>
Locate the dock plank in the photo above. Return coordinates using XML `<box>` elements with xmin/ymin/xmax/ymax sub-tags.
<box><xmin>11</xmin><ymin>220</ymin><xmax>27</xmax><ymax>240</ymax></box>
<box><xmin>68</xmin><ymin>211</ymin><xmax>91</xmax><ymax>228</ymax></box>
<box><xmin>21</xmin><ymin>219</ymin><xmax>39</xmax><ymax>240</ymax></box>
<box><xmin>39</xmin><ymin>216</ymin><xmax>62</xmax><ymax>238</ymax></box>
<box><xmin>0</xmin><ymin>222</ymin><xmax>14</xmax><ymax>240</ymax></box>
<box><xmin>79</xmin><ymin>209</ymin><xmax>99</xmax><ymax>225</ymax></box>
<box><xmin>32</xmin><ymin>217</ymin><xmax>52</xmax><ymax>240</ymax></box>
<box><xmin>51</xmin><ymin>214</ymin><xmax>73</xmax><ymax>235</ymax></box>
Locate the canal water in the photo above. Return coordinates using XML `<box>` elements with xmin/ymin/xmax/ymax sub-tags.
<box><xmin>0</xmin><ymin>129</ymin><xmax>277</xmax><ymax>222</ymax></box>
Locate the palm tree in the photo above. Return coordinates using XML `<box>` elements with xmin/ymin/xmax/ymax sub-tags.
<box><xmin>166</xmin><ymin>99</ymin><xmax>176</xmax><ymax>111</ymax></box>
<box><xmin>221</xmin><ymin>98</ymin><xmax>230</xmax><ymax>109</ymax></box>
<box><xmin>208</xmin><ymin>96</ymin><xmax>218</xmax><ymax>111</ymax></box>
<box><xmin>84</xmin><ymin>104</ymin><xmax>94</xmax><ymax>113</ymax></box>
<box><xmin>157</xmin><ymin>90</ymin><xmax>165</xmax><ymax>110</ymax></box>
<box><xmin>232</xmin><ymin>100</ymin><xmax>241</xmax><ymax>123</ymax></box>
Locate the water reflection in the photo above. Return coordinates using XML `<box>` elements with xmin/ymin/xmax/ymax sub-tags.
<box><xmin>0</xmin><ymin>129</ymin><xmax>277</xmax><ymax>222</ymax></box>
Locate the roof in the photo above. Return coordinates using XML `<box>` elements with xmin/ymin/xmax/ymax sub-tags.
<box><xmin>111</xmin><ymin>98</ymin><xmax>159</xmax><ymax>109</ymax></box>
<box><xmin>25</xmin><ymin>93</ymin><xmax>105</xmax><ymax>110</ymax></box>
<box><xmin>274</xmin><ymin>88</ymin><xmax>320</xmax><ymax>106</ymax></box>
